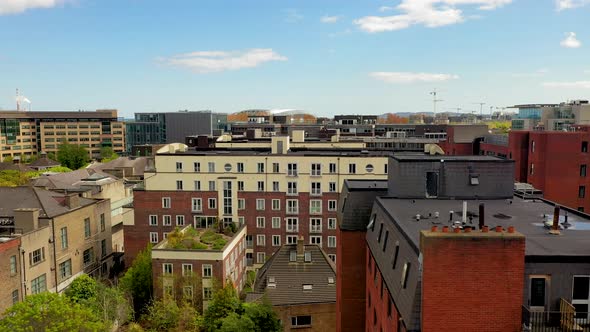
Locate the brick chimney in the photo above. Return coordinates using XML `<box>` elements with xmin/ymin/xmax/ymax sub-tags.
<box><xmin>13</xmin><ymin>208</ymin><xmax>40</xmax><ymax>233</ymax></box>
<box><xmin>64</xmin><ymin>193</ymin><xmax>80</xmax><ymax>209</ymax></box>
<box><xmin>420</xmin><ymin>228</ymin><xmax>525</xmax><ymax>332</ymax></box>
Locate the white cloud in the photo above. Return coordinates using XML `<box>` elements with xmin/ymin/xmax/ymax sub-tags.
<box><xmin>0</xmin><ymin>0</ymin><xmax>64</xmax><ymax>15</ymax></box>
<box><xmin>543</xmin><ymin>81</ymin><xmax>590</xmax><ymax>89</ymax></box>
<box><xmin>511</xmin><ymin>68</ymin><xmax>549</xmax><ymax>78</ymax></box>
<box><xmin>370</xmin><ymin>71</ymin><xmax>459</xmax><ymax>83</ymax></box>
<box><xmin>284</xmin><ymin>8</ymin><xmax>303</xmax><ymax>23</ymax></box>
<box><xmin>320</xmin><ymin>15</ymin><xmax>341</xmax><ymax>23</ymax></box>
<box><xmin>379</xmin><ymin>6</ymin><xmax>395</xmax><ymax>12</ymax></box>
<box><xmin>561</xmin><ymin>32</ymin><xmax>582</xmax><ymax>48</ymax></box>
<box><xmin>556</xmin><ymin>0</ymin><xmax>590</xmax><ymax>11</ymax></box>
<box><xmin>354</xmin><ymin>0</ymin><xmax>512</xmax><ymax>33</ymax></box>
<box><xmin>159</xmin><ymin>49</ymin><xmax>287</xmax><ymax>73</ymax></box>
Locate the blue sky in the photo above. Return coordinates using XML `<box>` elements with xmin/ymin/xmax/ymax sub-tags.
<box><xmin>0</xmin><ymin>0</ymin><xmax>588</xmax><ymax>117</ymax></box>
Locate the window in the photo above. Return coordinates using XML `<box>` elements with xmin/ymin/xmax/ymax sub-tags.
<box><xmin>272</xmin><ymin>181</ymin><xmax>279</xmax><ymax>192</ymax></box>
<box><xmin>150</xmin><ymin>232</ymin><xmax>159</xmax><ymax>243</ymax></box>
<box><xmin>310</xmin><ymin>200</ymin><xmax>322</xmax><ymax>214</ymax></box>
<box><xmin>101</xmin><ymin>239</ymin><xmax>107</xmax><ymax>257</ymax></box>
<box><xmin>401</xmin><ymin>263</ymin><xmax>411</xmax><ymax>288</ymax></box>
<box><xmin>163</xmin><ymin>232</ymin><xmax>169</xmax><ymax>239</ymax></box>
<box><xmin>269</xmin><ymin>199</ymin><xmax>280</xmax><ymax>211</ymax></box>
<box><xmin>286</xmin><ymin>218</ymin><xmax>298</xmax><ymax>232</ymax></box>
<box><xmin>303</xmin><ymin>284</ymin><xmax>313</xmax><ymax>290</ymax></box>
<box><xmin>311</xmin><ymin>163</ymin><xmax>321</xmax><ymax>176</ymax></box>
<box><xmin>584</xmin><ymin>141</ymin><xmax>589</xmax><ymax>153</ymax></box>
<box><xmin>194</xmin><ymin>162</ymin><xmax>201</xmax><ymax>172</ymax></box>
<box><xmin>59</xmin><ymin>259</ymin><xmax>72</xmax><ymax>280</ymax></box>
<box><xmin>291</xmin><ymin>315</ymin><xmax>312</xmax><ymax>327</ymax></box>
<box><xmin>176</xmin><ymin>180</ymin><xmax>183</xmax><ymax>190</ymax></box>
<box><xmin>388</xmin><ymin>297</ymin><xmax>392</xmax><ymax>317</ymax></box>
<box><xmin>149</xmin><ymin>215</ymin><xmax>157</xmax><ymax>226</ymax></box>
<box><xmin>531</xmin><ymin>140</ymin><xmax>535</xmax><ymax>153</ymax></box>
<box><xmin>349</xmin><ymin>163</ymin><xmax>356</xmax><ymax>174</ymax></box>
<box><xmin>329</xmin><ymin>182</ymin><xmax>336</xmax><ymax>192</ymax></box>
<box><xmin>328</xmin><ymin>218</ymin><xmax>336</xmax><ymax>230</ymax></box>
<box><xmin>310</xmin><ymin>236</ymin><xmax>322</xmax><ymax>247</ymax></box>
<box><xmin>257</xmin><ymin>181</ymin><xmax>265</xmax><ymax>192</ymax></box>
<box><xmin>161</xmin><ymin>215</ymin><xmax>171</xmax><ymax>226</ymax></box>
<box><xmin>257</xmin><ymin>234</ymin><xmax>266</xmax><ymax>246</ymax></box>
<box><xmin>237</xmin><ymin>181</ymin><xmax>244</xmax><ymax>191</ymax></box>
<box><xmin>385</xmin><ymin>163</ymin><xmax>388</xmax><ymax>174</ymax></box>
<box><xmin>208</xmin><ymin>181</ymin><xmax>216</xmax><ymax>191</ymax></box>
<box><xmin>176</xmin><ymin>215</ymin><xmax>185</xmax><ymax>226</ymax></box>
<box><xmin>366</xmin><ymin>164</ymin><xmax>374</xmax><ymax>173</ymax></box>
<box><xmin>310</xmin><ymin>218</ymin><xmax>322</xmax><ymax>233</ymax></box>
<box><xmin>328</xmin><ymin>236</ymin><xmax>336</xmax><ymax>248</ymax></box>
<box><xmin>582</xmin><ymin>165</ymin><xmax>587</xmax><ymax>177</ymax></box>
<box><xmin>84</xmin><ymin>218</ymin><xmax>91</xmax><ymax>238</ymax></box>
<box><xmin>202</xmin><ymin>264</ymin><xmax>212</xmax><ymax>278</ymax></box>
<box><xmin>328</xmin><ymin>200</ymin><xmax>337</xmax><ymax>211</ymax></box>
<box><xmin>287</xmin><ymin>200</ymin><xmax>299</xmax><ymax>214</ymax></box>
<box><xmin>208</xmin><ymin>162</ymin><xmax>215</xmax><ymax>173</ymax></box>
<box><xmin>328</xmin><ymin>254</ymin><xmax>336</xmax><ymax>263</ymax></box>
<box><xmin>208</xmin><ymin>198</ymin><xmax>217</xmax><ymax>209</ymax></box>
<box><xmin>287</xmin><ymin>163</ymin><xmax>298</xmax><ymax>176</ymax></box>
<box><xmin>272</xmin><ymin>235</ymin><xmax>281</xmax><ymax>246</ymax></box>
<box><xmin>224</xmin><ymin>163</ymin><xmax>232</xmax><ymax>172</ymax></box>
<box><xmin>237</xmin><ymin>162</ymin><xmax>244</xmax><ymax>173</ymax></box>
<box><xmin>12</xmin><ymin>290</ymin><xmax>18</xmax><ymax>304</ymax></box>
<box><xmin>192</xmin><ymin>198</ymin><xmax>202</xmax><ymax>212</ymax></box>
<box><xmin>257</xmin><ymin>252</ymin><xmax>266</xmax><ymax>264</ymax></box>
<box><xmin>162</xmin><ymin>197</ymin><xmax>171</xmax><ymax>208</ymax></box>
<box><xmin>530</xmin><ymin>163</ymin><xmax>534</xmax><ymax>175</ymax></box>
<box><xmin>311</xmin><ymin>182</ymin><xmax>321</xmax><ymax>195</ymax></box>
<box><xmin>392</xmin><ymin>242</ymin><xmax>400</xmax><ymax>269</ymax></box>
<box><xmin>580</xmin><ymin>186</ymin><xmax>586</xmax><ymax>199</ymax></box>
<box><xmin>176</xmin><ymin>162</ymin><xmax>183</xmax><ymax>172</ymax></box>
<box><xmin>10</xmin><ymin>255</ymin><xmax>17</xmax><ymax>275</ymax></box>
<box><xmin>182</xmin><ymin>264</ymin><xmax>193</xmax><ymax>276</ymax></box>
<box><xmin>256</xmin><ymin>199</ymin><xmax>265</xmax><ymax>210</ymax></box>
<box><xmin>30</xmin><ymin>248</ymin><xmax>45</xmax><ymax>266</ymax></box>
<box><xmin>203</xmin><ymin>287</ymin><xmax>213</xmax><ymax>300</ymax></box>
<box><xmin>272</xmin><ymin>217</ymin><xmax>281</xmax><ymax>229</ymax></box>
<box><xmin>31</xmin><ymin>274</ymin><xmax>47</xmax><ymax>294</ymax></box>
<box><xmin>194</xmin><ymin>180</ymin><xmax>201</xmax><ymax>191</ymax></box>
<box><xmin>579</xmin><ymin>207</ymin><xmax>585</xmax><ymax>212</ymax></box>
<box><xmin>286</xmin><ymin>235</ymin><xmax>297</xmax><ymax>245</ymax></box>
<box><xmin>60</xmin><ymin>227</ymin><xmax>68</xmax><ymax>249</ymax></box>
<box><xmin>163</xmin><ymin>263</ymin><xmax>173</xmax><ymax>275</ymax></box>
<box><xmin>238</xmin><ymin>199</ymin><xmax>245</xmax><ymax>210</ymax></box>
<box><xmin>287</xmin><ymin>182</ymin><xmax>298</xmax><ymax>195</ymax></box>
<box><xmin>83</xmin><ymin>248</ymin><xmax>93</xmax><ymax>267</ymax></box>
<box><xmin>183</xmin><ymin>286</ymin><xmax>193</xmax><ymax>300</ymax></box>
<box><xmin>272</xmin><ymin>162</ymin><xmax>280</xmax><ymax>173</ymax></box>
<box><xmin>256</xmin><ymin>217</ymin><xmax>265</xmax><ymax>228</ymax></box>
<box><xmin>329</xmin><ymin>163</ymin><xmax>336</xmax><ymax>174</ymax></box>
<box><xmin>257</xmin><ymin>162</ymin><xmax>265</xmax><ymax>173</ymax></box>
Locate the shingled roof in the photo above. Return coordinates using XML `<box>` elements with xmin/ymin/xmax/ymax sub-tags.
<box><xmin>247</xmin><ymin>243</ymin><xmax>336</xmax><ymax>306</ymax></box>
<box><xmin>0</xmin><ymin>187</ymin><xmax>96</xmax><ymax>218</ymax></box>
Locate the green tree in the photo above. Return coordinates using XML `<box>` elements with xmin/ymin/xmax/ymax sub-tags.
<box><xmin>66</xmin><ymin>274</ymin><xmax>98</xmax><ymax>303</ymax></box>
<box><xmin>0</xmin><ymin>292</ymin><xmax>106</xmax><ymax>332</ymax></box>
<box><xmin>100</xmin><ymin>147</ymin><xmax>118</xmax><ymax>162</ymax></box>
<box><xmin>141</xmin><ymin>299</ymin><xmax>180</xmax><ymax>331</ymax></box>
<box><xmin>120</xmin><ymin>246</ymin><xmax>153</xmax><ymax>317</ymax></box>
<box><xmin>219</xmin><ymin>312</ymin><xmax>255</xmax><ymax>332</ymax></box>
<box><xmin>57</xmin><ymin>142</ymin><xmax>90</xmax><ymax>169</ymax></box>
<box><xmin>203</xmin><ymin>281</ymin><xmax>241</xmax><ymax>331</ymax></box>
<box><xmin>242</xmin><ymin>301</ymin><xmax>282</xmax><ymax>332</ymax></box>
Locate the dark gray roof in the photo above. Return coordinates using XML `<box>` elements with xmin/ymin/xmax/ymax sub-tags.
<box><xmin>374</xmin><ymin>195</ymin><xmax>590</xmax><ymax>257</ymax></box>
<box><xmin>248</xmin><ymin>244</ymin><xmax>336</xmax><ymax>306</ymax></box>
<box><xmin>391</xmin><ymin>154</ymin><xmax>510</xmax><ymax>162</ymax></box>
<box><xmin>88</xmin><ymin>157</ymin><xmax>147</xmax><ymax>176</ymax></box>
<box><xmin>29</xmin><ymin>157</ymin><xmax>61</xmax><ymax>168</ymax></box>
<box><xmin>339</xmin><ymin>180</ymin><xmax>388</xmax><ymax>231</ymax></box>
<box><xmin>30</xmin><ymin>168</ymin><xmax>116</xmax><ymax>190</ymax></box>
<box><xmin>0</xmin><ymin>187</ymin><xmax>96</xmax><ymax>218</ymax></box>
<box><xmin>0</xmin><ymin>162</ymin><xmax>34</xmax><ymax>172</ymax></box>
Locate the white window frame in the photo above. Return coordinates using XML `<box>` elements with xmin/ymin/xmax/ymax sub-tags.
<box><xmin>194</xmin><ymin>180</ymin><xmax>201</xmax><ymax>191</ymax></box>
<box><xmin>329</xmin><ymin>163</ymin><xmax>336</xmax><ymax>174</ymax></box>
<box><xmin>149</xmin><ymin>215</ymin><xmax>158</xmax><ymax>226</ymax></box>
<box><xmin>181</xmin><ymin>264</ymin><xmax>193</xmax><ymax>276</ymax></box>
<box><xmin>202</xmin><ymin>264</ymin><xmax>212</xmax><ymax>278</ymax></box>
<box><xmin>328</xmin><ymin>218</ymin><xmax>337</xmax><ymax>230</ymax></box>
<box><xmin>272</xmin><ymin>199</ymin><xmax>281</xmax><ymax>211</ymax></box>
<box><xmin>310</xmin><ymin>200</ymin><xmax>322</xmax><ymax>214</ymax></box>
<box><xmin>311</xmin><ymin>163</ymin><xmax>321</xmax><ymax>176</ymax></box>
<box><xmin>310</xmin><ymin>218</ymin><xmax>322</xmax><ymax>233</ymax></box>
<box><xmin>287</xmin><ymin>199</ymin><xmax>299</xmax><ymax>214</ymax></box>
<box><xmin>287</xmin><ymin>163</ymin><xmax>298</xmax><ymax>176</ymax></box>
<box><xmin>150</xmin><ymin>232</ymin><xmax>158</xmax><ymax>243</ymax></box>
<box><xmin>287</xmin><ymin>182</ymin><xmax>298</xmax><ymax>195</ymax></box>
<box><xmin>256</xmin><ymin>199</ymin><xmax>265</xmax><ymax>211</ymax></box>
<box><xmin>272</xmin><ymin>235</ymin><xmax>281</xmax><ymax>246</ymax></box>
<box><xmin>257</xmin><ymin>252</ymin><xmax>266</xmax><ymax>264</ymax></box>
<box><xmin>328</xmin><ymin>236</ymin><xmax>336</xmax><ymax>248</ymax></box>
<box><xmin>162</xmin><ymin>197</ymin><xmax>171</xmax><ymax>209</ymax></box>
<box><xmin>286</xmin><ymin>218</ymin><xmax>299</xmax><ymax>232</ymax></box>
<box><xmin>163</xmin><ymin>263</ymin><xmax>173</xmax><ymax>275</ymax></box>
<box><xmin>328</xmin><ymin>200</ymin><xmax>337</xmax><ymax>211</ymax></box>
<box><xmin>176</xmin><ymin>215</ymin><xmax>185</xmax><ymax>226</ymax></box>
<box><xmin>163</xmin><ymin>215</ymin><xmax>172</xmax><ymax>226</ymax></box>
<box><xmin>256</xmin><ymin>217</ymin><xmax>265</xmax><ymax>228</ymax></box>
<box><xmin>238</xmin><ymin>198</ymin><xmax>245</xmax><ymax>210</ymax></box>
<box><xmin>287</xmin><ymin>235</ymin><xmax>298</xmax><ymax>244</ymax></box>
<box><xmin>176</xmin><ymin>180</ymin><xmax>183</xmax><ymax>190</ymax></box>
<box><xmin>272</xmin><ymin>217</ymin><xmax>281</xmax><ymax>229</ymax></box>
<box><xmin>257</xmin><ymin>234</ymin><xmax>266</xmax><ymax>246</ymax></box>
<box><xmin>310</xmin><ymin>236</ymin><xmax>322</xmax><ymax>247</ymax></box>
<box><xmin>349</xmin><ymin>163</ymin><xmax>356</xmax><ymax>174</ymax></box>
<box><xmin>191</xmin><ymin>198</ymin><xmax>202</xmax><ymax>212</ymax></box>
<box><xmin>208</xmin><ymin>181</ymin><xmax>216</xmax><ymax>191</ymax></box>
<box><xmin>208</xmin><ymin>198</ymin><xmax>216</xmax><ymax>209</ymax></box>
<box><xmin>311</xmin><ymin>182</ymin><xmax>321</xmax><ymax>196</ymax></box>
<box><xmin>329</xmin><ymin>182</ymin><xmax>337</xmax><ymax>192</ymax></box>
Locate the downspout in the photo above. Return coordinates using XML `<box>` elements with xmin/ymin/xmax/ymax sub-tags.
<box><xmin>19</xmin><ymin>245</ymin><xmax>26</xmax><ymax>297</ymax></box>
<box><xmin>51</xmin><ymin>218</ymin><xmax>58</xmax><ymax>293</ymax></box>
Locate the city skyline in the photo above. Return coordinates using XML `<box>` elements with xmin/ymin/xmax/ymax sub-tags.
<box><xmin>0</xmin><ymin>0</ymin><xmax>588</xmax><ymax>117</ymax></box>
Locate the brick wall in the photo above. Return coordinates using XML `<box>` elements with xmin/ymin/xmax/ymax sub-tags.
<box><xmin>337</xmin><ymin>229</ymin><xmax>367</xmax><ymax>332</ymax></box>
<box><xmin>275</xmin><ymin>302</ymin><xmax>336</xmax><ymax>332</ymax></box>
<box><xmin>420</xmin><ymin>228</ymin><xmax>525</xmax><ymax>332</ymax></box>
<box><xmin>0</xmin><ymin>238</ymin><xmax>21</xmax><ymax>315</ymax></box>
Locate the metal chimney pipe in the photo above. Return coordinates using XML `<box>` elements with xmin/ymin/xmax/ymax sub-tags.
<box><xmin>552</xmin><ymin>205</ymin><xmax>561</xmax><ymax>231</ymax></box>
<box><xmin>479</xmin><ymin>203</ymin><xmax>485</xmax><ymax>230</ymax></box>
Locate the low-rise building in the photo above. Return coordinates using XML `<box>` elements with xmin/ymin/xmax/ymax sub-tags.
<box><xmin>247</xmin><ymin>239</ymin><xmax>336</xmax><ymax>332</ymax></box>
<box><xmin>151</xmin><ymin>224</ymin><xmax>247</xmax><ymax>309</ymax></box>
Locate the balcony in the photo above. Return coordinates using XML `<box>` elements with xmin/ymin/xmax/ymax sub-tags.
<box><xmin>522</xmin><ymin>299</ymin><xmax>589</xmax><ymax>332</ymax></box>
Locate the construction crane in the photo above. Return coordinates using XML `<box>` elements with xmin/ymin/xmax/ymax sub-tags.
<box><xmin>430</xmin><ymin>89</ymin><xmax>443</xmax><ymax>116</ymax></box>
<box><xmin>472</xmin><ymin>102</ymin><xmax>486</xmax><ymax>117</ymax></box>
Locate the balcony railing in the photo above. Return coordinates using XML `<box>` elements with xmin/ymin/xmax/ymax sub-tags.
<box><xmin>522</xmin><ymin>299</ymin><xmax>590</xmax><ymax>332</ymax></box>
<box><xmin>246</xmin><ymin>240</ymin><xmax>253</xmax><ymax>249</ymax></box>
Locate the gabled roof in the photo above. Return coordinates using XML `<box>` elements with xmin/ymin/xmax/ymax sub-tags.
<box><xmin>247</xmin><ymin>244</ymin><xmax>336</xmax><ymax>306</ymax></box>
<box><xmin>30</xmin><ymin>168</ymin><xmax>117</xmax><ymax>190</ymax></box>
<box><xmin>0</xmin><ymin>162</ymin><xmax>34</xmax><ymax>172</ymax></box>
<box><xmin>29</xmin><ymin>157</ymin><xmax>60</xmax><ymax>168</ymax></box>
<box><xmin>0</xmin><ymin>187</ymin><xmax>96</xmax><ymax>218</ymax></box>
<box><xmin>88</xmin><ymin>157</ymin><xmax>147</xmax><ymax>176</ymax></box>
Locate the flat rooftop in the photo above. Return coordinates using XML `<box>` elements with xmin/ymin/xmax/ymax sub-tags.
<box><xmin>344</xmin><ymin>179</ymin><xmax>389</xmax><ymax>191</ymax></box>
<box><xmin>376</xmin><ymin>195</ymin><xmax>590</xmax><ymax>257</ymax></box>
<box><xmin>391</xmin><ymin>154</ymin><xmax>510</xmax><ymax>162</ymax></box>
<box><xmin>159</xmin><ymin>149</ymin><xmax>394</xmax><ymax>157</ymax></box>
